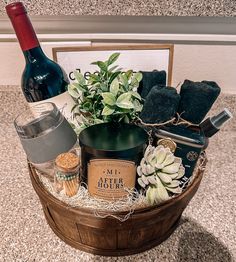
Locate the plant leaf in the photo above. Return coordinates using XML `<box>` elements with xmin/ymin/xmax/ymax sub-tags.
<box><xmin>74</xmin><ymin>71</ymin><xmax>86</xmax><ymax>85</ymax></box>
<box><xmin>157</xmin><ymin>172</ymin><xmax>172</xmax><ymax>184</ymax></box>
<box><xmin>146</xmin><ymin>187</ymin><xmax>157</xmax><ymax>205</ymax></box>
<box><xmin>162</xmin><ymin>154</ymin><xmax>175</xmax><ymax>167</ymax></box>
<box><xmin>123</xmin><ymin>115</ymin><xmax>130</xmax><ymax>123</ymax></box>
<box><xmin>155</xmin><ymin>176</ymin><xmax>170</xmax><ymax>202</ymax></box>
<box><xmin>116</xmin><ymin>93</ymin><xmax>131</xmax><ymax>103</ymax></box>
<box><xmin>167</xmin><ymin>180</ymin><xmax>180</xmax><ymax>188</ymax></box>
<box><xmin>117</xmin><ymin>108</ymin><xmax>131</xmax><ymax>113</ymax></box>
<box><xmin>130</xmin><ymin>78</ymin><xmax>139</xmax><ymax>88</ymax></box>
<box><xmin>162</xmin><ymin>162</ymin><xmax>181</xmax><ymax>174</ymax></box>
<box><xmin>168</xmin><ymin>173</ymin><xmax>179</xmax><ymax>179</ymax></box>
<box><xmin>133</xmin><ymin>100</ymin><xmax>143</xmax><ymax>112</ymax></box>
<box><xmin>93</xmin><ymin>118</ymin><xmax>104</xmax><ymax>124</ymax></box>
<box><xmin>109</xmin><ymin>71</ymin><xmax>121</xmax><ymax>84</ymax></box>
<box><xmin>69</xmin><ymin>82</ymin><xmax>86</xmax><ymax>93</ymax></box>
<box><xmin>137</xmin><ymin>166</ymin><xmax>142</xmax><ymax>176</ymax></box>
<box><xmin>108</xmin><ymin>52</ymin><xmax>120</xmax><ymax>66</ymax></box>
<box><xmin>176</xmin><ymin>166</ymin><xmax>185</xmax><ymax>179</ymax></box>
<box><xmin>116</xmin><ymin>101</ymin><xmax>134</xmax><ymax>109</ymax></box>
<box><xmin>116</xmin><ymin>93</ymin><xmax>133</xmax><ymax>109</ymax></box>
<box><xmin>166</xmin><ymin>186</ymin><xmax>182</xmax><ymax>194</ymax></box>
<box><xmin>91</xmin><ymin>61</ymin><xmax>107</xmax><ymax>71</ymax></box>
<box><xmin>133</xmin><ymin>72</ymin><xmax>143</xmax><ymax>82</ymax></box>
<box><xmin>100</xmin><ymin>83</ymin><xmax>108</xmax><ymax>92</ymax></box>
<box><xmin>125</xmin><ymin>70</ymin><xmax>133</xmax><ymax>80</ymax></box>
<box><xmin>138</xmin><ymin>177</ymin><xmax>146</xmax><ymax>188</ymax></box>
<box><xmin>101</xmin><ymin>92</ymin><xmax>116</xmax><ymax>106</ymax></box>
<box><xmin>97</xmin><ymin>61</ymin><xmax>107</xmax><ymax>71</ymax></box>
<box><xmin>141</xmin><ymin>175</ymin><xmax>149</xmax><ymax>185</ymax></box>
<box><xmin>102</xmin><ymin>106</ymin><xmax>115</xmax><ymax>116</ymax></box>
<box><xmin>83</xmin><ymin>102</ymin><xmax>92</xmax><ymax>111</ymax></box>
<box><xmin>109</xmin><ymin>65</ymin><xmax>119</xmax><ymax>72</ymax></box>
<box><xmin>128</xmin><ymin>91</ymin><xmax>142</xmax><ymax>101</ymax></box>
<box><xmin>119</xmin><ymin>73</ymin><xmax>128</xmax><ymax>88</ymax></box>
<box><xmin>110</xmin><ymin>78</ymin><xmax>119</xmax><ymax>95</ymax></box>
<box><xmin>88</xmin><ymin>74</ymin><xmax>100</xmax><ymax>83</ymax></box>
<box><xmin>68</xmin><ymin>85</ymin><xmax>80</xmax><ymax>99</ymax></box>
<box><xmin>147</xmin><ymin>175</ymin><xmax>157</xmax><ymax>185</ymax></box>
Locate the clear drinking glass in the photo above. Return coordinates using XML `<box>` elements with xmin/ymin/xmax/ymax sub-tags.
<box><xmin>14</xmin><ymin>102</ymin><xmax>78</xmax><ymax>180</ymax></box>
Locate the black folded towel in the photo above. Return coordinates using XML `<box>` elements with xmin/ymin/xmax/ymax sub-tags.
<box><xmin>178</xmin><ymin>80</ymin><xmax>221</xmax><ymax>124</ymax></box>
<box><xmin>140</xmin><ymin>86</ymin><xmax>180</xmax><ymax>124</ymax></box>
<box><xmin>138</xmin><ymin>70</ymin><xmax>167</xmax><ymax>99</ymax></box>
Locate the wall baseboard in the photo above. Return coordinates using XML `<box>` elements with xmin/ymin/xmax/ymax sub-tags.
<box><xmin>1</xmin><ymin>15</ymin><xmax>236</xmax><ymax>93</ymax></box>
<box><xmin>1</xmin><ymin>33</ymin><xmax>236</xmax><ymax>44</ymax></box>
<box><xmin>1</xmin><ymin>15</ymin><xmax>236</xmax><ymax>44</ymax></box>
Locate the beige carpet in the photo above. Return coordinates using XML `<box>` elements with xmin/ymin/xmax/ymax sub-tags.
<box><xmin>0</xmin><ymin>87</ymin><xmax>235</xmax><ymax>262</ymax></box>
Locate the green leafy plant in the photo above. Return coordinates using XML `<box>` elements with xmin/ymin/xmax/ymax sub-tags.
<box><xmin>68</xmin><ymin>53</ymin><xmax>143</xmax><ymax>130</ymax></box>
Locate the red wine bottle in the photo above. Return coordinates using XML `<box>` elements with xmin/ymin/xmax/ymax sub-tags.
<box><xmin>6</xmin><ymin>2</ymin><xmax>74</xmax><ymax>119</ymax></box>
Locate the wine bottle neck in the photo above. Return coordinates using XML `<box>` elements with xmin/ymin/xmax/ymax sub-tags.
<box><xmin>6</xmin><ymin>2</ymin><xmax>39</xmax><ymax>51</ymax></box>
<box><xmin>23</xmin><ymin>46</ymin><xmax>46</xmax><ymax>63</ymax></box>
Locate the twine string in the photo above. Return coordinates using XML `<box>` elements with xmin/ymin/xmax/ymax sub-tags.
<box><xmin>137</xmin><ymin>113</ymin><xmax>199</xmax><ymax>128</ymax></box>
<box><xmin>174</xmin><ymin>113</ymin><xmax>199</xmax><ymax>127</ymax></box>
<box><xmin>137</xmin><ymin>116</ymin><xmax>176</xmax><ymax>127</ymax></box>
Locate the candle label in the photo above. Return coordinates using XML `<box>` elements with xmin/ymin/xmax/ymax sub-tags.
<box><xmin>88</xmin><ymin>159</ymin><xmax>136</xmax><ymax>200</ymax></box>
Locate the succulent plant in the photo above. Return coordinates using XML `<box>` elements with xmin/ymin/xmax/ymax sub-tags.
<box><xmin>137</xmin><ymin>145</ymin><xmax>185</xmax><ymax>205</ymax></box>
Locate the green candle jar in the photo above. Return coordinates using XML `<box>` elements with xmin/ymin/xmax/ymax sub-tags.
<box><xmin>79</xmin><ymin>123</ymin><xmax>148</xmax><ymax>200</ymax></box>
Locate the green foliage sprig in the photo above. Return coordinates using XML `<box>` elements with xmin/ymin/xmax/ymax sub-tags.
<box><xmin>68</xmin><ymin>53</ymin><xmax>143</xmax><ymax>130</ymax></box>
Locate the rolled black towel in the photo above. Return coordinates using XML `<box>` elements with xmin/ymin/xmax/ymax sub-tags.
<box><xmin>138</xmin><ymin>70</ymin><xmax>167</xmax><ymax>98</ymax></box>
<box><xmin>140</xmin><ymin>86</ymin><xmax>180</xmax><ymax>124</ymax></box>
<box><xmin>178</xmin><ymin>80</ymin><xmax>221</xmax><ymax>124</ymax></box>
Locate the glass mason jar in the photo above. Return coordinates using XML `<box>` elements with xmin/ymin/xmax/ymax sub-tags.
<box><xmin>54</xmin><ymin>152</ymin><xmax>80</xmax><ymax>197</ymax></box>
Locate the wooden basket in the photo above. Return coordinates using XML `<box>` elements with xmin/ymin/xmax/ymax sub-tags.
<box><xmin>28</xmin><ymin>158</ymin><xmax>206</xmax><ymax>257</ymax></box>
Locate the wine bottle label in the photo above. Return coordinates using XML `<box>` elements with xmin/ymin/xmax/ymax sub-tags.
<box><xmin>88</xmin><ymin>159</ymin><xmax>136</xmax><ymax>200</ymax></box>
<box><xmin>28</xmin><ymin>91</ymin><xmax>75</xmax><ymax>120</ymax></box>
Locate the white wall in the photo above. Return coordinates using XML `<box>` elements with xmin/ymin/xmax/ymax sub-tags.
<box><xmin>0</xmin><ymin>41</ymin><xmax>91</xmax><ymax>87</ymax></box>
<box><xmin>172</xmin><ymin>45</ymin><xmax>236</xmax><ymax>94</ymax></box>
<box><xmin>0</xmin><ymin>41</ymin><xmax>235</xmax><ymax>94</ymax></box>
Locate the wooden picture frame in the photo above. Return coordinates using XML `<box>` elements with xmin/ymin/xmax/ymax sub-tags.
<box><xmin>52</xmin><ymin>44</ymin><xmax>174</xmax><ymax>85</ymax></box>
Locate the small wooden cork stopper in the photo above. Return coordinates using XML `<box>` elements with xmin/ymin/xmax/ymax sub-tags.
<box><xmin>55</xmin><ymin>152</ymin><xmax>80</xmax><ymax>171</ymax></box>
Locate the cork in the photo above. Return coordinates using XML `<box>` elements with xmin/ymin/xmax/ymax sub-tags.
<box><xmin>55</xmin><ymin>152</ymin><xmax>80</xmax><ymax>172</ymax></box>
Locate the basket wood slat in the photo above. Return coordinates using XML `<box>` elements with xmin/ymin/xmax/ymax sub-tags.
<box><xmin>28</xmin><ymin>158</ymin><xmax>206</xmax><ymax>256</ymax></box>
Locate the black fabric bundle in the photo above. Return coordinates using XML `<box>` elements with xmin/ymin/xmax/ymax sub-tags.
<box><xmin>140</xmin><ymin>86</ymin><xmax>180</xmax><ymax>124</ymax></box>
<box><xmin>138</xmin><ymin>70</ymin><xmax>167</xmax><ymax>98</ymax></box>
<box><xmin>178</xmin><ymin>80</ymin><xmax>221</xmax><ymax>124</ymax></box>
